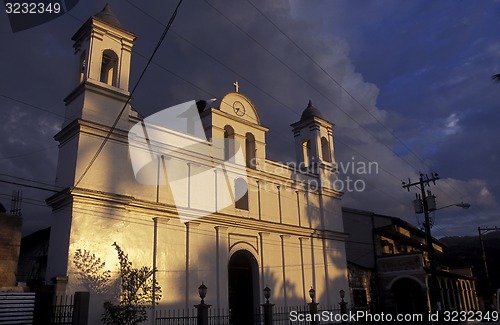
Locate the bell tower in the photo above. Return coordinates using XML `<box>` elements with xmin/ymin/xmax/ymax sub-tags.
<box><xmin>53</xmin><ymin>4</ymin><xmax>137</xmax><ymax>190</ymax></box>
<box><xmin>46</xmin><ymin>4</ymin><xmax>138</xmax><ymax>291</ymax></box>
<box><xmin>63</xmin><ymin>4</ymin><xmax>136</xmax><ymax>129</ymax></box>
<box><xmin>291</xmin><ymin>100</ymin><xmax>335</xmax><ymax>172</ymax></box>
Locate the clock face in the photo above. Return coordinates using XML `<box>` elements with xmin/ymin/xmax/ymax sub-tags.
<box><xmin>233</xmin><ymin>101</ymin><xmax>246</xmax><ymax>116</ymax></box>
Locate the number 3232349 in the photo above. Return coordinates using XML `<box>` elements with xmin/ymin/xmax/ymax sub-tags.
<box><xmin>5</xmin><ymin>2</ymin><xmax>61</xmax><ymax>14</ymax></box>
<box><xmin>442</xmin><ymin>310</ymin><xmax>498</xmax><ymax>322</ymax></box>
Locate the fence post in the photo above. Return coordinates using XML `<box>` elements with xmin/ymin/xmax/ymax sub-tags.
<box><xmin>194</xmin><ymin>283</ymin><xmax>211</xmax><ymax>325</ymax></box>
<box><xmin>308</xmin><ymin>287</ymin><xmax>319</xmax><ymax>325</ymax></box>
<box><xmin>33</xmin><ymin>290</ymin><xmax>53</xmax><ymax>325</ymax></box>
<box><xmin>261</xmin><ymin>302</ymin><xmax>274</xmax><ymax>325</ymax></box>
<box><xmin>195</xmin><ymin>302</ymin><xmax>211</xmax><ymax>325</ymax></box>
<box><xmin>71</xmin><ymin>292</ymin><xmax>90</xmax><ymax>325</ymax></box>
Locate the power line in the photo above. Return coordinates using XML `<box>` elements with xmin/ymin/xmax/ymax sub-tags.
<box><xmin>0</xmin><ymin>99</ymin><xmax>410</xmax><ymax>217</ymax></box>
<box><xmin>1</xmin><ymin>89</ymin><xmax>408</xmax><ymax>209</ymax></box>
<box><xmin>0</xmin><ymin>145</ymin><xmax>57</xmax><ymax>160</ymax></box>
<box><xmin>0</xmin><ymin>94</ymin><xmax>66</xmax><ymax>119</ymax></box>
<box><xmin>125</xmin><ymin>0</ymin><xmax>404</xmax><ymax>181</ymax></box>
<box><xmin>0</xmin><ymin>173</ymin><xmax>65</xmax><ymax>190</ymax></box>
<box><xmin>128</xmin><ymin>0</ymin><xmax>420</xmax><ymax>185</ymax></box>
<box><xmin>206</xmin><ymin>0</ymin><xmax>468</xmax><ymax>204</ymax></box>
<box><xmin>0</xmin><ymin>92</ymin><xmax>447</xmax><ymax>229</ymax></box>
<box><xmin>17</xmin><ymin>1</ymin><xmax>437</xmax><ymax>198</ymax></box>
<box><xmin>1</xmin><ymin>1</ymin><xmax>468</xmax><ymax>222</ymax></box>
<box><xmin>3</xmin><ymin>1</ymin><xmax>468</xmax><ymax>211</ymax></box>
<box><xmin>245</xmin><ymin>0</ymin><xmax>427</xmax><ymax>170</ymax></box>
<box><xmin>120</xmin><ymin>1</ymin><xmax>417</xmax><ymax>200</ymax></box>
<box><xmin>0</xmin><ymin>168</ymin><xmax>404</xmax><ymax>248</ymax></box>
<box><xmin>200</xmin><ymin>0</ymin><xmax>467</xmax><ymax>207</ymax></box>
<box><xmin>0</xmin><ymin>179</ymin><xmax>59</xmax><ymax>193</ymax></box>
<box><xmin>201</xmin><ymin>0</ymin><xmax>427</xmax><ymax>173</ymax></box>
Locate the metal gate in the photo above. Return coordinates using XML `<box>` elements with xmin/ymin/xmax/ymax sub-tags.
<box><xmin>0</xmin><ymin>292</ymin><xmax>35</xmax><ymax>325</ymax></box>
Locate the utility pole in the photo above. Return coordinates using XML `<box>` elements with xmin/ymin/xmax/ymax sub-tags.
<box><xmin>478</xmin><ymin>226</ymin><xmax>499</xmax><ymax>310</ymax></box>
<box><xmin>10</xmin><ymin>190</ymin><xmax>22</xmax><ymax>216</ymax></box>
<box><xmin>403</xmin><ymin>172</ymin><xmax>440</xmax><ymax>313</ymax></box>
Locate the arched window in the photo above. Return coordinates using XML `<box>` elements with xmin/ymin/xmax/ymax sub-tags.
<box><xmin>321</xmin><ymin>137</ymin><xmax>331</xmax><ymax>162</ymax></box>
<box><xmin>224</xmin><ymin>125</ymin><xmax>235</xmax><ymax>162</ymax></box>
<box><xmin>234</xmin><ymin>178</ymin><xmax>248</xmax><ymax>210</ymax></box>
<box><xmin>79</xmin><ymin>50</ymin><xmax>86</xmax><ymax>83</ymax></box>
<box><xmin>100</xmin><ymin>49</ymin><xmax>118</xmax><ymax>86</ymax></box>
<box><xmin>245</xmin><ymin>132</ymin><xmax>256</xmax><ymax>169</ymax></box>
<box><xmin>302</xmin><ymin>139</ymin><xmax>311</xmax><ymax>168</ymax></box>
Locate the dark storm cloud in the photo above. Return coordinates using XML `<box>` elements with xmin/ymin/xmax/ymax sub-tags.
<box><xmin>1</xmin><ymin>0</ymin><xmax>498</xmax><ymax>236</ymax></box>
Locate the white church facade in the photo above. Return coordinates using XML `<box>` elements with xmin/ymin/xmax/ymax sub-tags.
<box><xmin>45</xmin><ymin>5</ymin><xmax>350</xmax><ymax>323</ymax></box>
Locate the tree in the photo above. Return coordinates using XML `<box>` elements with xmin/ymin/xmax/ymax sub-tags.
<box><xmin>492</xmin><ymin>74</ymin><xmax>500</xmax><ymax>83</ymax></box>
<box><xmin>73</xmin><ymin>243</ymin><xmax>161</xmax><ymax>325</ymax></box>
<box><xmin>102</xmin><ymin>242</ymin><xmax>162</xmax><ymax>325</ymax></box>
<box><xmin>73</xmin><ymin>249</ymin><xmax>112</xmax><ymax>295</ymax></box>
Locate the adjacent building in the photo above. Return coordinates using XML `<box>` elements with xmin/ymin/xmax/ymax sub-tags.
<box><xmin>0</xmin><ymin>203</ymin><xmax>23</xmax><ymax>290</ymax></box>
<box><xmin>343</xmin><ymin>207</ymin><xmax>479</xmax><ymax>314</ymax></box>
<box><xmin>16</xmin><ymin>227</ymin><xmax>50</xmax><ymax>288</ymax></box>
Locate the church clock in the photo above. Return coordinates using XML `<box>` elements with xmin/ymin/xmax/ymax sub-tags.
<box><xmin>233</xmin><ymin>101</ymin><xmax>246</xmax><ymax>116</ymax></box>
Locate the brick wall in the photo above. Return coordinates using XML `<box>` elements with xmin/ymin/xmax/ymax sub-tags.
<box><xmin>0</xmin><ymin>213</ymin><xmax>22</xmax><ymax>287</ymax></box>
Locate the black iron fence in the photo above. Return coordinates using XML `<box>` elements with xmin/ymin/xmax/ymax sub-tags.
<box><xmin>156</xmin><ymin>308</ymin><xmax>230</xmax><ymax>325</ymax></box>
<box><xmin>255</xmin><ymin>305</ymin><xmax>347</xmax><ymax>325</ymax></box>
<box><xmin>155</xmin><ymin>305</ymin><xmax>364</xmax><ymax>325</ymax></box>
<box><xmin>0</xmin><ymin>292</ymin><xmax>90</xmax><ymax>325</ymax></box>
<box><xmin>51</xmin><ymin>295</ymin><xmax>74</xmax><ymax>325</ymax></box>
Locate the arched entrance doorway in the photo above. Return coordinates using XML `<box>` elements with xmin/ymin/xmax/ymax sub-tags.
<box><xmin>228</xmin><ymin>250</ymin><xmax>259</xmax><ymax>325</ymax></box>
<box><xmin>391</xmin><ymin>277</ymin><xmax>427</xmax><ymax>315</ymax></box>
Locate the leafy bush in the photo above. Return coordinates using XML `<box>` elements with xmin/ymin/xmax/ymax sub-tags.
<box><xmin>73</xmin><ymin>243</ymin><xmax>161</xmax><ymax>325</ymax></box>
<box><xmin>101</xmin><ymin>242</ymin><xmax>161</xmax><ymax>325</ymax></box>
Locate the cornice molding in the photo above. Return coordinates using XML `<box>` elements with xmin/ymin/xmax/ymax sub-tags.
<box><xmin>46</xmin><ymin>187</ymin><xmax>348</xmax><ymax>241</ymax></box>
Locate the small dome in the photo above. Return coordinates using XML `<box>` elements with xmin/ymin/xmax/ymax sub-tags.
<box><xmin>301</xmin><ymin>100</ymin><xmax>323</xmax><ymax>120</ymax></box>
<box><xmin>93</xmin><ymin>4</ymin><xmax>122</xmax><ymax>28</ymax></box>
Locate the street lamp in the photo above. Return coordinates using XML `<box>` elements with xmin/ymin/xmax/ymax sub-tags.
<box><xmin>263</xmin><ymin>286</ymin><xmax>271</xmax><ymax>304</ymax></box>
<box><xmin>308</xmin><ymin>287</ymin><xmax>319</xmax><ymax>325</ymax></box>
<box><xmin>198</xmin><ymin>283</ymin><xmax>207</xmax><ymax>304</ymax></box>
<box><xmin>309</xmin><ymin>287</ymin><xmax>316</xmax><ymax>303</ymax></box>
<box><xmin>455</xmin><ymin>202</ymin><xmax>471</xmax><ymax>209</ymax></box>
<box><xmin>261</xmin><ymin>286</ymin><xmax>274</xmax><ymax>325</ymax></box>
<box><xmin>339</xmin><ymin>290</ymin><xmax>347</xmax><ymax>316</ymax></box>
<box><xmin>195</xmin><ymin>283</ymin><xmax>211</xmax><ymax>325</ymax></box>
<box><xmin>436</xmin><ymin>202</ymin><xmax>471</xmax><ymax>210</ymax></box>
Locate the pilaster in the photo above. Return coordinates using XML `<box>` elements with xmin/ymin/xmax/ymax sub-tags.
<box><xmin>215</xmin><ymin>226</ymin><xmax>228</xmax><ymax>308</ymax></box>
<box><xmin>185</xmin><ymin>222</ymin><xmax>200</xmax><ymax>309</ymax></box>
